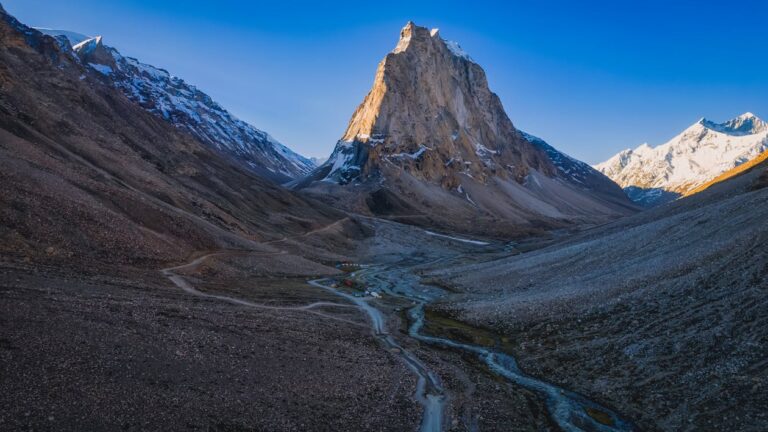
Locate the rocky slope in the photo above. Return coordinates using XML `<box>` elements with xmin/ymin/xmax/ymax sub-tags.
<box><xmin>0</xmin><ymin>7</ymin><xmax>343</xmax><ymax>270</ymax></box>
<box><xmin>595</xmin><ymin>112</ymin><xmax>768</xmax><ymax>206</ymax></box>
<box><xmin>297</xmin><ymin>22</ymin><xmax>636</xmax><ymax>237</ymax></box>
<box><xmin>429</xmin><ymin>151</ymin><xmax>768</xmax><ymax>431</ymax></box>
<box><xmin>36</xmin><ymin>28</ymin><xmax>315</xmax><ymax>183</ymax></box>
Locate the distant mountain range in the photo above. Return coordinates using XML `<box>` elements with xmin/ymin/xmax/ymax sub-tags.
<box><xmin>36</xmin><ymin>28</ymin><xmax>315</xmax><ymax>183</ymax></box>
<box><xmin>296</xmin><ymin>23</ymin><xmax>637</xmax><ymax>237</ymax></box>
<box><xmin>595</xmin><ymin>112</ymin><xmax>768</xmax><ymax>206</ymax></box>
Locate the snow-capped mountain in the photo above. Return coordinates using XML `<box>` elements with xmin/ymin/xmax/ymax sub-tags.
<box><xmin>595</xmin><ymin>113</ymin><xmax>768</xmax><ymax>206</ymax></box>
<box><xmin>309</xmin><ymin>156</ymin><xmax>328</xmax><ymax>166</ymax></box>
<box><xmin>36</xmin><ymin>29</ymin><xmax>315</xmax><ymax>182</ymax></box>
<box><xmin>36</xmin><ymin>28</ymin><xmax>90</xmax><ymax>45</ymax></box>
<box><xmin>520</xmin><ymin>131</ymin><xmax>605</xmax><ymax>188</ymax></box>
<box><xmin>297</xmin><ymin>23</ymin><xmax>636</xmax><ymax>236</ymax></box>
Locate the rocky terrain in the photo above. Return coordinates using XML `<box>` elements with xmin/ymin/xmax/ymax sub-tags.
<box><xmin>297</xmin><ymin>23</ymin><xmax>636</xmax><ymax>237</ymax></box>
<box><xmin>0</xmin><ymin>259</ymin><xmax>422</xmax><ymax>431</ymax></box>
<box><xmin>0</xmin><ymin>7</ymin><xmax>347</xmax><ymax>272</ymax></box>
<box><xmin>596</xmin><ymin>112</ymin><xmax>768</xmax><ymax>206</ymax></box>
<box><xmin>2</xmin><ymin>5</ymin><xmax>766</xmax><ymax>432</ymax></box>
<box><xmin>429</xmin><ymin>150</ymin><xmax>768</xmax><ymax>431</ymax></box>
<box><xmin>37</xmin><ymin>28</ymin><xmax>315</xmax><ymax>183</ymax></box>
<box><xmin>0</xmin><ymin>9</ymin><xmax>412</xmax><ymax>430</ymax></box>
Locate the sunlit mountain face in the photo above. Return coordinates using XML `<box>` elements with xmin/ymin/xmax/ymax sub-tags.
<box><xmin>596</xmin><ymin>112</ymin><xmax>768</xmax><ymax>206</ymax></box>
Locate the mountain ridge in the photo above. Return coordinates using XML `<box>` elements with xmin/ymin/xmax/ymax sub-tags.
<box><xmin>0</xmin><ymin>7</ymin><xmax>344</xmax><ymax>269</ymax></box>
<box><xmin>36</xmin><ymin>28</ymin><xmax>315</xmax><ymax>183</ymax></box>
<box><xmin>595</xmin><ymin>112</ymin><xmax>768</xmax><ymax>206</ymax></box>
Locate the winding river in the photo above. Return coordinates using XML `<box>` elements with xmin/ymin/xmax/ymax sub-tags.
<box><xmin>310</xmin><ymin>256</ymin><xmax>636</xmax><ymax>432</ymax></box>
<box><xmin>163</xmin><ymin>238</ymin><xmax>636</xmax><ymax>430</ymax></box>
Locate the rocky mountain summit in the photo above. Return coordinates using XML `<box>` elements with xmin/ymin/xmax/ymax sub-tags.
<box><xmin>37</xmin><ymin>29</ymin><xmax>315</xmax><ymax>182</ymax></box>
<box><xmin>595</xmin><ymin>112</ymin><xmax>768</xmax><ymax>206</ymax></box>
<box><xmin>316</xmin><ymin>23</ymin><xmax>553</xmax><ymax>187</ymax></box>
<box><xmin>299</xmin><ymin>22</ymin><xmax>636</xmax><ymax>236</ymax></box>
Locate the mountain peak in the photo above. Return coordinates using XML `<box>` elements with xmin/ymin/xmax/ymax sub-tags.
<box><xmin>45</xmin><ymin>25</ymin><xmax>314</xmax><ymax>181</ymax></box>
<box><xmin>72</xmin><ymin>35</ymin><xmax>104</xmax><ymax>55</ymax></box>
<box><xmin>391</xmin><ymin>22</ymin><xmax>472</xmax><ymax>65</ymax></box>
<box><xmin>322</xmin><ymin>21</ymin><xmax>553</xmax><ymax>185</ymax></box>
<box><xmin>298</xmin><ymin>22</ymin><xmax>636</xmax><ymax>235</ymax></box>
<box><xmin>738</xmin><ymin>111</ymin><xmax>756</xmax><ymax>119</ymax></box>
<box><xmin>71</xmin><ymin>35</ymin><xmax>117</xmax><ymax>72</ymax></box>
<box><xmin>597</xmin><ymin>113</ymin><xmax>768</xmax><ymax>206</ymax></box>
<box><xmin>699</xmin><ymin>112</ymin><xmax>767</xmax><ymax>136</ymax></box>
<box><xmin>393</xmin><ymin>21</ymin><xmax>434</xmax><ymax>53</ymax></box>
<box><xmin>634</xmin><ymin>143</ymin><xmax>653</xmax><ymax>153</ymax></box>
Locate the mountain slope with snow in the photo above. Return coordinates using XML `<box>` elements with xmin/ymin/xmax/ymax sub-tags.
<box><xmin>595</xmin><ymin>113</ymin><xmax>768</xmax><ymax>206</ymax></box>
<box><xmin>37</xmin><ymin>29</ymin><xmax>314</xmax><ymax>182</ymax></box>
<box><xmin>297</xmin><ymin>23</ymin><xmax>636</xmax><ymax>237</ymax></box>
<box><xmin>0</xmin><ymin>9</ymin><xmax>344</xmax><ymax>268</ymax></box>
<box><xmin>35</xmin><ymin>28</ymin><xmax>90</xmax><ymax>46</ymax></box>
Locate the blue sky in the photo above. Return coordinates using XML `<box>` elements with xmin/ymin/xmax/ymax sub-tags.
<box><xmin>6</xmin><ymin>0</ymin><xmax>768</xmax><ymax>163</ymax></box>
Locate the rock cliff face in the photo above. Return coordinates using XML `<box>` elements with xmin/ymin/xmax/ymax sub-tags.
<box><xmin>595</xmin><ymin>113</ymin><xmax>768</xmax><ymax>207</ymax></box>
<box><xmin>299</xmin><ymin>22</ymin><xmax>636</xmax><ymax>237</ymax></box>
<box><xmin>318</xmin><ymin>23</ymin><xmax>553</xmax><ymax>186</ymax></box>
<box><xmin>37</xmin><ymin>29</ymin><xmax>315</xmax><ymax>183</ymax></box>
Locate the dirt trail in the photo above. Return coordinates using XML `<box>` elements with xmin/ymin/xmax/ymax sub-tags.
<box><xmin>263</xmin><ymin>217</ymin><xmax>351</xmax><ymax>245</ymax></box>
<box><xmin>161</xmin><ymin>250</ymin><xmax>363</xmax><ymax>327</ymax></box>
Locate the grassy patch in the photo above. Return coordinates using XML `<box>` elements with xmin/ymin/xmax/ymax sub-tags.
<box><xmin>419</xmin><ymin>277</ymin><xmax>462</xmax><ymax>293</ymax></box>
<box><xmin>423</xmin><ymin>309</ymin><xmax>497</xmax><ymax>348</ymax></box>
<box><xmin>586</xmin><ymin>407</ymin><xmax>615</xmax><ymax>426</ymax></box>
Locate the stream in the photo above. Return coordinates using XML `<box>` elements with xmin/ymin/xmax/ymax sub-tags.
<box><xmin>310</xmin><ymin>256</ymin><xmax>636</xmax><ymax>432</ymax></box>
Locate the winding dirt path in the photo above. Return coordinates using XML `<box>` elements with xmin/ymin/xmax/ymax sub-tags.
<box><xmin>264</xmin><ymin>217</ymin><xmax>351</xmax><ymax>245</ymax></box>
<box><xmin>161</xmin><ymin>250</ymin><xmax>363</xmax><ymax>327</ymax></box>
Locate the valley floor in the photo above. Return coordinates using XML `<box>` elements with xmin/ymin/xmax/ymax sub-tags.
<box><xmin>0</xmin><ymin>260</ymin><xmax>420</xmax><ymax>431</ymax></box>
<box><xmin>430</xmin><ymin>176</ymin><xmax>768</xmax><ymax>432</ymax></box>
<box><xmin>0</xmin><ymin>223</ymin><xmax>561</xmax><ymax>431</ymax></box>
<box><xmin>2</xmin><ymin>192</ymin><xmax>766</xmax><ymax>431</ymax></box>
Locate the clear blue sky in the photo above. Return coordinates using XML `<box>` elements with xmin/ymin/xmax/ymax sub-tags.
<box><xmin>5</xmin><ymin>0</ymin><xmax>768</xmax><ymax>163</ymax></box>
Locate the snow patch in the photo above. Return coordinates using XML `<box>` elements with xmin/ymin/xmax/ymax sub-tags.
<box><xmin>391</xmin><ymin>145</ymin><xmax>429</xmax><ymax>160</ymax></box>
<box><xmin>444</xmin><ymin>40</ymin><xmax>472</xmax><ymax>61</ymax></box>
<box><xmin>475</xmin><ymin>142</ymin><xmax>499</xmax><ymax>158</ymax></box>
<box><xmin>88</xmin><ymin>63</ymin><xmax>113</xmax><ymax>75</ymax></box>
<box><xmin>73</xmin><ymin>36</ymin><xmax>102</xmax><ymax>55</ymax></box>
<box><xmin>60</xmin><ymin>34</ymin><xmax>315</xmax><ymax>178</ymax></box>
<box><xmin>424</xmin><ymin>230</ymin><xmax>489</xmax><ymax>245</ymax></box>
